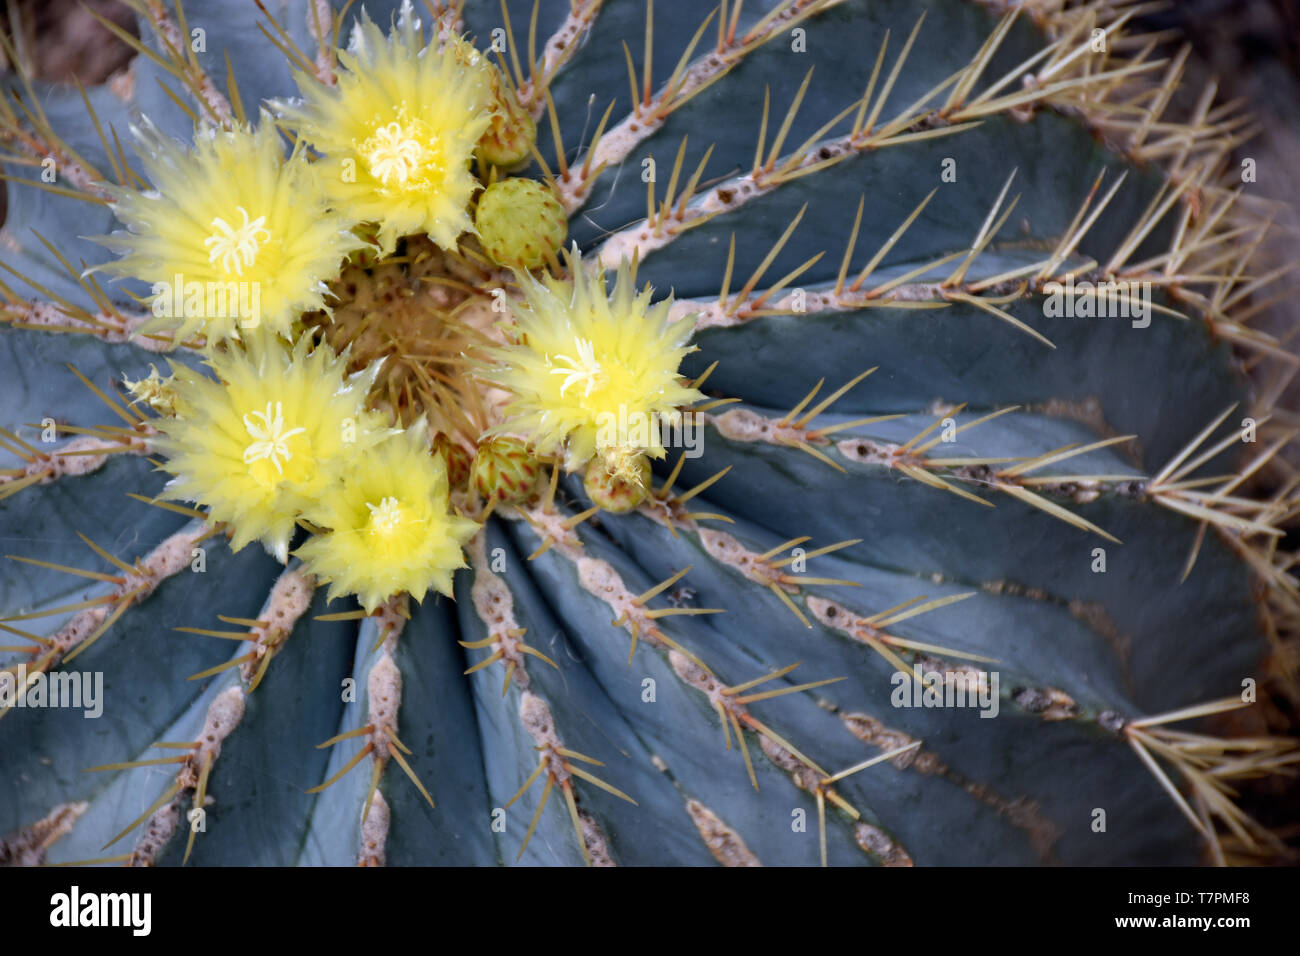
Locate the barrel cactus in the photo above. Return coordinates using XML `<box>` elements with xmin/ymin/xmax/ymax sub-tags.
<box><xmin>1</xmin><ymin>0</ymin><xmax>1297</xmax><ymax>868</ymax></box>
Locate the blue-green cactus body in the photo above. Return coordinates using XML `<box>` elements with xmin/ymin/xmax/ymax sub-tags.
<box><xmin>0</xmin><ymin>0</ymin><xmax>1293</xmax><ymax>867</ymax></box>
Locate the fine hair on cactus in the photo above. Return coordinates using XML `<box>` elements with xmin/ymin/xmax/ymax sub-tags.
<box><xmin>1</xmin><ymin>0</ymin><xmax>1300</xmax><ymax>875</ymax></box>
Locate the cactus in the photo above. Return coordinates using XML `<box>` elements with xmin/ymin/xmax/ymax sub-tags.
<box><xmin>0</xmin><ymin>0</ymin><xmax>1297</xmax><ymax>868</ymax></box>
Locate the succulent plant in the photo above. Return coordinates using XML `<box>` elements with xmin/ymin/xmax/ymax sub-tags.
<box><xmin>1</xmin><ymin>0</ymin><xmax>1297</xmax><ymax>869</ymax></box>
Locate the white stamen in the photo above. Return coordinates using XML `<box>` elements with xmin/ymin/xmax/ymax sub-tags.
<box><xmin>550</xmin><ymin>337</ymin><xmax>607</xmax><ymax>398</ymax></box>
<box><xmin>364</xmin><ymin>122</ymin><xmax>428</xmax><ymax>186</ymax></box>
<box><xmin>205</xmin><ymin>206</ymin><xmax>270</xmax><ymax>276</ymax></box>
<box><xmin>242</xmin><ymin>401</ymin><xmax>306</xmax><ymax>475</ymax></box>
<box><xmin>365</xmin><ymin>495</ymin><xmax>406</xmax><ymax>536</ymax></box>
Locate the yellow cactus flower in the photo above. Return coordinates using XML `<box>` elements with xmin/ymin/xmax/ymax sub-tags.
<box><xmin>95</xmin><ymin>115</ymin><xmax>365</xmax><ymax>345</ymax></box>
<box><xmin>121</xmin><ymin>364</ymin><xmax>179</xmax><ymax>416</ymax></box>
<box><xmin>482</xmin><ymin>248</ymin><xmax>705</xmax><ymax>476</ymax></box>
<box><xmin>277</xmin><ymin>12</ymin><xmax>491</xmax><ymax>254</ymax></box>
<box><xmin>296</xmin><ymin>421</ymin><xmax>479</xmax><ymax>612</ymax></box>
<box><xmin>154</xmin><ymin>332</ymin><xmax>389</xmax><ymax>562</ymax></box>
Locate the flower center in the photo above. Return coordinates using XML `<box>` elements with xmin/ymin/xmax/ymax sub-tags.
<box><xmin>205</xmin><ymin>206</ymin><xmax>270</xmax><ymax>276</ymax></box>
<box><xmin>242</xmin><ymin>401</ymin><xmax>307</xmax><ymax>484</ymax></box>
<box><xmin>365</xmin><ymin>496</ymin><xmax>407</xmax><ymax>538</ymax></box>
<box><xmin>362</xmin><ymin>120</ymin><xmax>432</xmax><ymax>187</ymax></box>
<box><xmin>363</xmin><ymin>495</ymin><xmax>428</xmax><ymax>556</ymax></box>
<box><xmin>602</xmin><ymin>444</ymin><xmax>649</xmax><ymax>489</ymax></box>
<box><xmin>551</xmin><ymin>337</ymin><xmax>608</xmax><ymax>399</ymax></box>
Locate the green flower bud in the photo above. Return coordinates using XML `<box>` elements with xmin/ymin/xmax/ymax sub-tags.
<box><xmin>475</xmin><ymin>178</ymin><xmax>567</xmax><ymax>271</ymax></box>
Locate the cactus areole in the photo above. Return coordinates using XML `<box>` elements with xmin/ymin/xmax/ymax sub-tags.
<box><xmin>0</xmin><ymin>0</ymin><xmax>1295</xmax><ymax>870</ymax></box>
